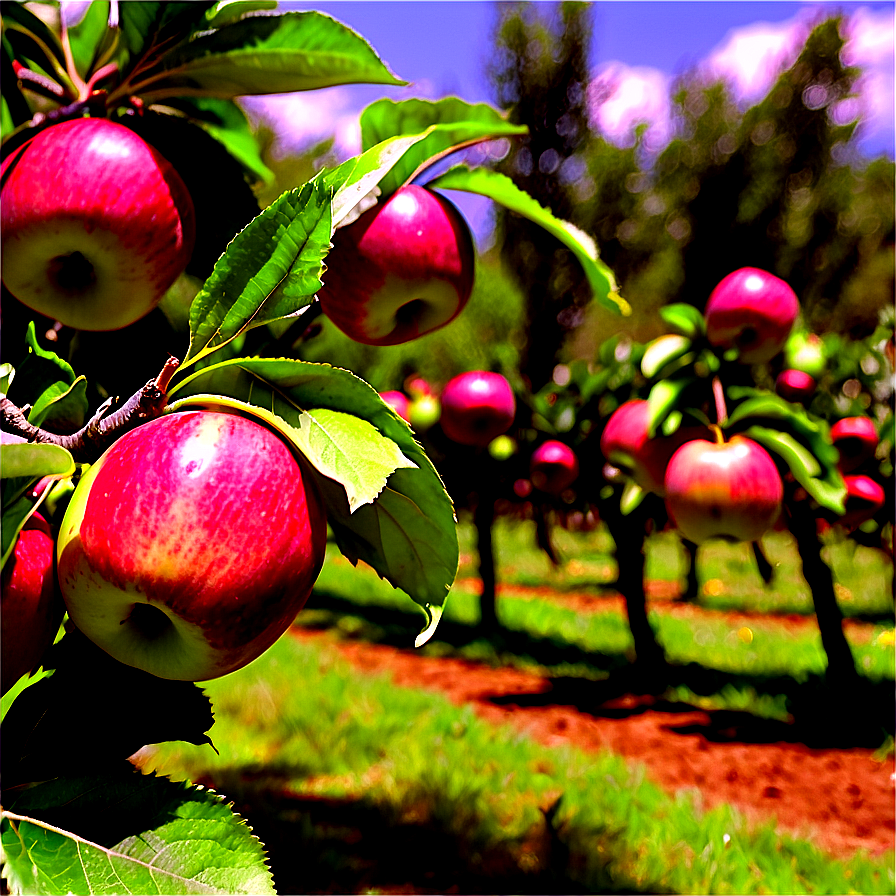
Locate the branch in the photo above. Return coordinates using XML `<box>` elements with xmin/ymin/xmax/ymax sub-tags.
<box><xmin>1</xmin><ymin>358</ymin><xmax>179</xmax><ymax>463</ymax></box>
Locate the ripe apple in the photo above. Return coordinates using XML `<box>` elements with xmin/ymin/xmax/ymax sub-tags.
<box><xmin>775</xmin><ymin>369</ymin><xmax>816</xmax><ymax>404</ymax></box>
<box><xmin>530</xmin><ymin>440</ymin><xmax>579</xmax><ymax>494</ymax></box>
<box><xmin>1</xmin><ymin>117</ymin><xmax>196</xmax><ymax>331</ymax></box>
<box><xmin>379</xmin><ymin>390</ymin><xmax>410</xmax><ymax>422</ymax></box>
<box><xmin>2</xmin><ymin>513</ymin><xmax>62</xmax><ymax>694</ymax></box>
<box><xmin>784</xmin><ymin>330</ymin><xmax>826</xmax><ymax>379</ymax></box>
<box><xmin>838</xmin><ymin>474</ymin><xmax>885</xmax><ymax>531</ymax></box>
<box><xmin>57</xmin><ymin>410</ymin><xmax>327</xmax><ymax>681</ymax></box>
<box><xmin>318</xmin><ymin>185</ymin><xmax>475</xmax><ymax>346</ymax></box>
<box><xmin>439</xmin><ymin>371</ymin><xmax>515</xmax><ymax>447</ymax></box>
<box><xmin>830</xmin><ymin>416</ymin><xmax>878</xmax><ymax>473</ymax></box>
<box><xmin>704</xmin><ymin>267</ymin><xmax>799</xmax><ymax>364</ymax></box>
<box><xmin>599</xmin><ymin>399</ymin><xmax>707</xmax><ymax>496</ymax></box>
<box><xmin>664</xmin><ymin>435</ymin><xmax>784</xmax><ymax>544</ymax></box>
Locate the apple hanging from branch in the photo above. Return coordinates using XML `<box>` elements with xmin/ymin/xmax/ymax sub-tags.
<box><xmin>1</xmin><ymin>117</ymin><xmax>196</xmax><ymax>332</ymax></box>
<box><xmin>830</xmin><ymin>416</ymin><xmax>878</xmax><ymax>473</ymax></box>
<box><xmin>319</xmin><ymin>185</ymin><xmax>475</xmax><ymax>346</ymax></box>
<box><xmin>57</xmin><ymin>410</ymin><xmax>327</xmax><ymax>681</ymax></box>
<box><xmin>439</xmin><ymin>371</ymin><xmax>515</xmax><ymax>447</ymax></box>
<box><xmin>530</xmin><ymin>440</ymin><xmax>579</xmax><ymax>494</ymax></box>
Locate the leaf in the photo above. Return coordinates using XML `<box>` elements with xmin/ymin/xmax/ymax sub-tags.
<box><xmin>141</xmin><ymin>11</ymin><xmax>404</xmax><ymax>101</ymax></box>
<box><xmin>204</xmin><ymin>0</ymin><xmax>278</xmax><ymax>29</ymax></box>
<box><xmin>0</xmin><ymin>443</ymin><xmax>74</xmax><ymax>481</ymax></box>
<box><xmin>320</xmin><ymin>131</ymin><xmax>433</xmax><ymax>228</ymax></box>
<box><xmin>1</xmin><ymin>495</ymin><xmax>37</xmax><ymax>572</ymax></box>
<box><xmin>184</xmin><ymin>179</ymin><xmax>331</xmax><ymax>366</ymax></box>
<box><xmin>428</xmin><ymin>164</ymin><xmax>629</xmax><ymax>316</ymax></box>
<box><xmin>645</xmin><ymin>377</ymin><xmax>697</xmax><ymax>437</ymax></box>
<box><xmin>359</xmin><ymin>97</ymin><xmax>528</xmax><ymax>196</ymax></box>
<box><xmin>28</xmin><ymin>376</ymin><xmax>90</xmax><ymax>434</ymax></box>
<box><xmin>1</xmin><ymin>775</ymin><xmax>274</xmax><ymax>896</ymax></box>
<box><xmin>118</xmin><ymin>3</ymin><xmax>215</xmax><ymax>60</ymax></box>
<box><xmin>167</xmin><ymin>358</ymin><xmax>458</xmax><ymax>629</ymax></box>
<box><xmin>640</xmin><ymin>334</ymin><xmax>693</xmax><ymax>379</ymax></box>
<box><xmin>68</xmin><ymin>0</ymin><xmax>111</xmax><ymax>79</ymax></box>
<box><xmin>1</xmin><ymin>3</ymin><xmax>66</xmax><ymax>70</ymax></box>
<box><xmin>619</xmin><ymin>480</ymin><xmax>645</xmax><ymax>515</ymax></box>
<box><xmin>660</xmin><ymin>303</ymin><xmax>705</xmax><ymax>338</ymax></box>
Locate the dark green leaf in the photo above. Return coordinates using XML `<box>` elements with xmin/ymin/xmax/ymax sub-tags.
<box><xmin>1</xmin><ymin>3</ymin><xmax>66</xmax><ymax>68</ymax></box>
<box><xmin>659</xmin><ymin>303</ymin><xmax>705</xmax><ymax>338</ymax></box>
<box><xmin>429</xmin><ymin>165</ymin><xmax>629</xmax><ymax>316</ymax></box>
<box><xmin>1</xmin><ymin>774</ymin><xmax>274</xmax><ymax>895</ymax></box>
<box><xmin>359</xmin><ymin>97</ymin><xmax>528</xmax><ymax>195</ymax></box>
<box><xmin>140</xmin><ymin>11</ymin><xmax>404</xmax><ymax>101</ymax></box>
<box><xmin>167</xmin><ymin>358</ymin><xmax>458</xmax><ymax>633</ymax></box>
<box><xmin>183</xmin><ymin>179</ymin><xmax>331</xmax><ymax>365</ymax></box>
<box><xmin>118</xmin><ymin>3</ymin><xmax>214</xmax><ymax>60</ymax></box>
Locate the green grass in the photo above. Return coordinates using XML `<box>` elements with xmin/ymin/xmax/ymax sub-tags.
<box><xmin>145</xmin><ymin>635</ymin><xmax>895</xmax><ymax>895</ymax></box>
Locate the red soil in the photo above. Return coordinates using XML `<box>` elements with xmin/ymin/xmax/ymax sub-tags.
<box><xmin>292</xmin><ymin>589</ymin><xmax>896</xmax><ymax>860</ymax></box>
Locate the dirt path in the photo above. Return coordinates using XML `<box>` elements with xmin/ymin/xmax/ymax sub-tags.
<box><xmin>291</xmin><ymin>624</ymin><xmax>895</xmax><ymax>860</ymax></box>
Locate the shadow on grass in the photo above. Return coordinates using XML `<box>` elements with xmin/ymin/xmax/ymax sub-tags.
<box><xmin>302</xmin><ymin>590</ymin><xmax>895</xmax><ymax>749</ymax></box>
<box><xmin>191</xmin><ymin>767</ymin><xmax>674</xmax><ymax>896</ymax></box>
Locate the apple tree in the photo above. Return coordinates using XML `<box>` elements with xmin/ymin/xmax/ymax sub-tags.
<box><xmin>0</xmin><ymin>2</ymin><xmax>628</xmax><ymax>892</ymax></box>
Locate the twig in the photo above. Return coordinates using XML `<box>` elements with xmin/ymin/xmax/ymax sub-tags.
<box><xmin>1</xmin><ymin>357</ymin><xmax>179</xmax><ymax>464</ymax></box>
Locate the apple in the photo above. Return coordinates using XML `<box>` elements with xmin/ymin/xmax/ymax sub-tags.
<box><xmin>439</xmin><ymin>371</ymin><xmax>515</xmax><ymax>447</ymax></box>
<box><xmin>57</xmin><ymin>410</ymin><xmax>327</xmax><ymax>681</ymax></box>
<box><xmin>775</xmin><ymin>369</ymin><xmax>816</xmax><ymax>404</ymax></box>
<box><xmin>379</xmin><ymin>390</ymin><xmax>410</xmax><ymax>422</ymax></box>
<box><xmin>664</xmin><ymin>435</ymin><xmax>784</xmax><ymax>544</ymax></box>
<box><xmin>318</xmin><ymin>185</ymin><xmax>475</xmax><ymax>346</ymax></box>
<box><xmin>2</xmin><ymin>513</ymin><xmax>62</xmax><ymax>694</ymax></box>
<box><xmin>704</xmin><ymin>267</ymin><xmax>799</xmax><ymax>364</ymax></box>
<box><xmin>530</xmin><ymin>440</ymin><xmax>579</xmax><ymax>494</ymax></box>
<box><xmin>408</xmin><ymin>393</ymin><xmax>441</xmax><ymax>432</ymax></box>
<box><xmin>1</xmin><ymin>117</ymin><xmax>196</xmax><ymax>332</ymax></box>
<box><xmin>488</xmin><ymin>434</ymin><xmax>518</xmax><ymax>461</ymax></box>
<box><xmin>784</xmin><ymin>330</ymin><xmax>826</xmax><ymax>379</ymax></box>
<box><xmin>838</xmin><ymin>474</ymin><xmax>885</xmax><ymax>531</ymax></box>
<box><xmin>830</xmin><ymin>416</ymin><xmax>878</xmax><ymax>473</ymax></box>
<box><xmin>599</xmin><ymin>399</ymin><xmax>707</xmax><ymax>496</ymax></box>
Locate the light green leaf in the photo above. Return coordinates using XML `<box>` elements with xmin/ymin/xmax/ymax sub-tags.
<box><xmin>660</xmin><ymin>303</ymin><xmax>705</xmax><ymax>338</ymax></box>
<box><xmin>167</xmin><ymin>358</ymin><xmax>457</xmax><ymax>626</ymax></box>
<box><xmin>0</xmin><ymin>443</ymin><xmax>74</xmax><ymax>481</ymax></box>
<box><xmin>184</xmin><ymin>179</ymin><xmax>331</xmax><ymax>365</ymax></box>
<box><xmin>428</xmin><ymin>164</ymin><xmax>629</xmax><ymax>316</ymax></box>
<box><xmin>204</xmin><ymin>0</ymin><xmax>277</xmax><ymax>29</ymax></box>
<box><xmin>359</xmin><ymin>97</ymin><xmax>528</xmax><ymax>196</ymax></box>
<box><xmin>620</xmin><ymin>480</ymin><xmax>645</xmax><ymax>515</ymax></box>
<box><xmin>1</xmin><ymin>776</ymin><xmax>274</xmax><ymax>896</ymax></box>
<box><xmin>646</xmin><ymin>377</ymin><xmax>697</xmax><ymax>437</ymax></box>
<box><xmin>641</xmin><ymin>334</ymin><xmax>693</xmax><ymax>380</ymax></box>
<box><xmin>142</xmin><ymin>11</ymin><xmax>404</xmax><ymax>101</ymax></box>
<box><xmin>321</xmin><ymin>131</ymin><xmax>433</xmax><ymax>228</ymax></box>
<box><xmin>68</xmin><ymin>0</ymin><xmax>111</xmax><ymax>78</ymax></box>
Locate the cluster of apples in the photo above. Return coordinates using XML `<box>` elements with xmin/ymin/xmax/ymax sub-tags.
<box><xmin>3</xmin><ymin>409</ymin><xmax>329</xmax><ymax>690</ymax></box>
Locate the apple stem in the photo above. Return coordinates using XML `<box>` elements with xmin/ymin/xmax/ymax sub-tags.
<box><xmin>712</xmin><ymin>375</ymin><xmax>728</xmax><ymax>426</ymax></box>
<box><xmin>1</xmin><ymin>356</ymin><xmax>180</xmax><ymax>463</ymax></box>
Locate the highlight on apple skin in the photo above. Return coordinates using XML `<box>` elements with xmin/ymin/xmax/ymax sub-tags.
<box><xmin>1</xmin><ymin>513</ymin><xmax>62</xmax><ymax>694</ymax></box>
<box><xmin>775</xmin><ymin>369</ymin><xmax>817</xmax><ymax>404</ymax></box>
<box><xmin>318</xmin><ymin>185</ymin><xmax>475</xmax><ymax>346</ymax></box>
<box><xmin>663</xmin><ymin>435</ymin><xmax>784</xmax><ymax>544</ymax></box>
<box><xmin>1</xmin><ymin>117</ymin><xmax>196</xmax><ymax>332</ymax></box>
<box><xmin>704</xmin><ymin>267</ymin><xmax>799</xmax><ymax>364</ymax></box>
<box><xmin>439</xmin><ymin>371</ymin><xmax>515</xmax><ymax>447</ymax></box>
<box><xmin>530</xmin><ymin>440</ymin><xmax>579</xmax><ymax>494</ymax></box>
<box><xmin>57</xmin><ymin>410</ymin><xmax>327</xmax><ymax>681</ymax></box>
<box><xmin>838</xmin><ymin>474</ymin><xmax>885</xmax><ymax>531</ymax></box>
<box><xmin>599</xmin><ymin>399</ymin><xmax>707</xmax><ymax>496</ymax></box>
<box><xmin>830</xmin><ymin>416</ymin><xmax>879</xmax><ymax>473</ymax></box>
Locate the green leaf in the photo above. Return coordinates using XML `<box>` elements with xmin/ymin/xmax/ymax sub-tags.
<box><xmin>1</xmin><ymin>775</ymin><xmax>274</xmax><ymax>896</ymax></box>
<box><xmin>167</xmin><ymin>358</ymin><xmax>458</xmax><ymax>630</ymax></box>
<box><xmin>183</xmin><ymin>179</ymin><xmax>331</xmax><ymax>366</ymax></box>
<box><xmin>619</xmin><ymin>480</ymin><xmax>645</xmax><ymax>515</ymax></box>
<box><xmin>141</xmin><ymin>11</ymin><xmax>404</xmax><ymax>101</ymax></box>
<box><xmin>68</xmin><ymin>0</ymin><xmax>111</xmax><ymax>79</ymax></box>
<box><xmin>429</xmin><ymin>164</ymin><xmax>629</xmax><ymax>316</ymax></box>
<box><xmin>640</xmin><ymin>334</ymin><xmax>693</xmax><ymax>379</ymax></box>
<box><xmin>320</xmin><ymin>131</ymin><xmax>433</xmax><ymax>228</ymax></box>
<box><xmin>29</xmin><ymin>376</ymin><xmax>89</xmax><ymax>434</ymax></box>
<box><xmin>359</xmin><ymin>97</ymin><xmax>528</xmax><ymax>196</ymax></box>
<box><xmin>1</xmin><ymin>3</ymin><xmax>66</xmax><ymax>68</ymax></box>
<box><xmin>1</xmin><ymin>495</ymin><xmax>37</xmax><ymax>571</ymax></box>
<box><xmin>118</xmin><ymin>3</ymin><xmax>214</xmax><ymax>60</ymax></box>
<box><xmin>659</xmin><ymin>303</ymin><xmax>705</xmax><ymax>338</ymax></box>
<box><xmin>645</xmin><ymin>377</ymin><xmax>697</xmax><ymax>437</ymax></box>
<box><xmin>0</xmin><ymin>443</ymin><xmax>74</xmax><ymax>481</ymax></box>
<box><xmin>204</xmin><ymin>0</ymin><xmax>278</xmax><ymax>29</ymax></box>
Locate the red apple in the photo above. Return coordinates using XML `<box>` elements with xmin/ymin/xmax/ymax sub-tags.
<box><xmin>439</xmin><ymin>371</ymin><xmax>515</xmax><ymax>447</ymax></box>
<box><xmin>838</xmin><ymin>474</ymin><xmax>885</xmax><ymax>531</ymax></box>
<box><xmin>664</xmin><ymin>435</ymin><xmax>784</xmax><ymax>544</ymax></box>
<box><xmin>775</xmin><ymin>369</ymin><xmax>816</xmax><ymax>404</ymax></box>
<box><xmin>379</xmin><ymin>390</ymin><xmax>410</xmax><ymax>422</ymax></box>
<box><xmin>830</xmin><ymin>416</ymin><xmax>878</xmax><ymax>473</ymax></box>
<box><xmin>318</xmin><ymin>185</ymin><xmax>475</xmax><ymax>345</ymax></box>
<box><xmin>2</xmin><ymin>513</ymin><xmax>62</xmax><ymax>693</ymax></box>
<box><xmin>599</xmin><ymin>399</ymin><xmax>707</xmax><ymax>496</ymax></box>
<box><xmin>1</xmin><ymin>117</ymin><xmax>196</xmax><ymax>331</ymax></box>
<box><xmin>57</xmin><ymin>410</ymin><xmax>327</xmax><ymax>681</ymax></box>
<box><xmin>530</xmin><ymin>440</ymin><xmax>579</xmax><ymax>494</ymax></box>
<box><xmin>704</xmin><ymin>267</ymin><xmax>799</xmax><ymax>364</ymax></box>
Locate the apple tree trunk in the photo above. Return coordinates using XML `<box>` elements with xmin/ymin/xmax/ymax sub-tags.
<box><xmin>473</xmin><ymin>489</ymin><xmax>500</xmax><ymax>632</ymax></box>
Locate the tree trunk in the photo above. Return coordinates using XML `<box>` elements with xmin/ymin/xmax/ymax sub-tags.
<box><xmin>752</xmin><ymin>540</ymin><xmax>775</xmax><ymax>586</ymax></box>
<box><xmin>474</xmin><ymin>490</ymin><xmax>499</xmax><ymax>632</ymax></box>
